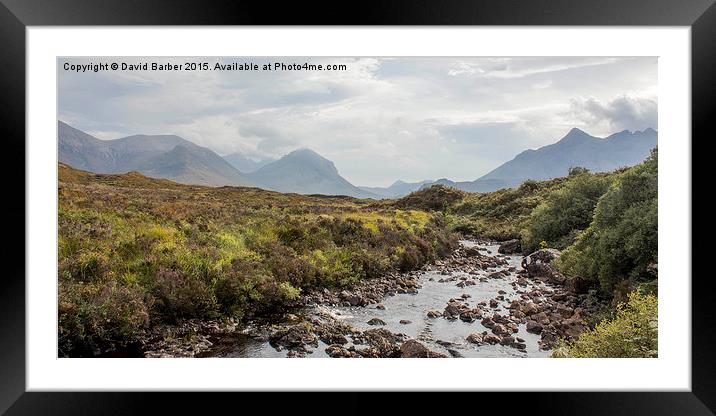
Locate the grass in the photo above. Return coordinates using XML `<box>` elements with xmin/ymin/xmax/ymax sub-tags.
<box><xmin>58</xmin><ymin>163</ymin><xmax>458</xmax><ymax>356</ymax></box>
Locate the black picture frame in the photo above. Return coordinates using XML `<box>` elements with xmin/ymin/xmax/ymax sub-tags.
<box><xmin>2</xmin><ymin>0</ymin><xmax>712</xmax><ymax>413</ymax></box>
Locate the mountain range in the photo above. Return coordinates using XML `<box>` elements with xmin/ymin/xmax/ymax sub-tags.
<box><xmin>58</xmin><ymin>121</ymin><xmax>253</xmax><ymax>187</ymax></box>
<box><xmin>454</xmin><ymin>127</ymin><xmax>659</xmax><ymax>192</ymax></box>
<box><xmin>58</xmin><ymin>120</ymin><xmax>657</xmax><ymax>199</ymax></box>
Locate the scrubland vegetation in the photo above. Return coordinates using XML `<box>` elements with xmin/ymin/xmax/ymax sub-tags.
<box><xmin>552</xmin><ymin>291</ymin><xmax>658</xmax><ymax>358</ymax></box>
<box><xmin>59</xmin><ymin>148</ymin><xmax>657</xmax><ymax>358</ymax></box>
<box><xmin>58</xmin><ymin>164</ymin><xmax>457</xmax><ymax>356</ymax></box>
<box><xmin>399</xmin><ymin>149</ymin><xmax>658</xmax><ymax>357</ymax></box>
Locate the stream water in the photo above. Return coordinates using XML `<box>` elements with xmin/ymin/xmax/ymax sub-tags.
<box><xmin>201</xmin><ymin>240</ymin><xmax>551</xmax><ymax>358</ymax></box>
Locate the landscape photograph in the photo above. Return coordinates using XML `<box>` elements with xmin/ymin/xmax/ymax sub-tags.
<box><xmin>57</xmin><ymin>56</ymin><xmax>658</xmax><ymax>358</ymax></box>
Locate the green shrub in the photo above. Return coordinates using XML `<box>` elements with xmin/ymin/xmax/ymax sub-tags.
<box><xmin>558</xmin><ymin>149</ymin><xmax>658</xmax><ymax>293</ymax></box>
<box><xmin>523</xmin><ymin>172</ymin><xmax>613</xmax><ymax>253</ymax></box>
<box><xmin>395</xmin><ymin>185</ymin><xmax>465</xmax><ymax>211</ymax></box>
<box><xmin>552</xmin><ymin>291</ymin><xmax>657</xmax><ymax>358</ymax></box>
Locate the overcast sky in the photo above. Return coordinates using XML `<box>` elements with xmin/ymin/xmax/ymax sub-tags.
<box><xmin>58</xmin><ymin>57</ymin><xmax>657</xmax><ymax>187</ymax></box>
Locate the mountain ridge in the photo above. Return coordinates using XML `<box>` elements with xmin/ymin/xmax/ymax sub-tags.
<box><xmin>58</xmin><ymin>121</ymin><xmax>253</xmax><ymax>187</ymax></box>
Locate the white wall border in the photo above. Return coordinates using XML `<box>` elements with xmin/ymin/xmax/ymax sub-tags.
<box><xmin>27</xmin><ymin>27</ymin><xmax>691</xmax><ymax>391</ymax></box>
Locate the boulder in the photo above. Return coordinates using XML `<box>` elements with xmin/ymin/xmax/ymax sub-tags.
<box><xmin>520</xmin><ymin>302</ymin><xmax>539</xmax><ymax>316</ymax></box>
<box><xmin>325</xmin><ymin>345</ymin><xmax>358</xmax><ymax>358</ymax></box>
<box><xmin>269</xmin><ymin>325</ymin><xmax>318</xmax><ymax>350</ymax></box>
<box><xmin>498</xmin><ymin>239</ymin><xmax>522</xmax><ymax>255</ymax></box>
<box><xmin>367</xmin><ymin>318</ymin><xmax>387</xmax><ymax>326</ymax></box>
<box><xmin>526</xmin><ymin>320</ymin><xmax>543</xmax><ymax>334</ymax></box>
<box><xmin>427</xmin><ymin>310</ymin><xmax>441</xmax><ymax>318</ymax></box>
<box><xmin>467</xmin><ymin>333</ymin><xmax>485</xmax><ymax>344</ymax></box>
<box><xmin>463</xmin><ymin>246</ymin><xmax>482</xmax><ymax>257</ymax></box>
<box><xmin>492</xmin><ymin>324</ymin><xmax>510</xmax><ymax>336</ymax></box>
<box><xmin>400</xmin><ymin>339</ymin><xmax>447</xmax><ymax>358</ymax></box>
<box><xmin>499</xmin><ymin>335</ymin><xmax>515</xmax><ymax>346</ymax></box>
<box><xmin>522</xmin><ymin>248</ymin><xmax>561</xmax><ymax>266</ymax></box>
<box><xmin>362</xmin><ymin>328</ymin><xmax>405</xmax><ymax>357</ymax></box>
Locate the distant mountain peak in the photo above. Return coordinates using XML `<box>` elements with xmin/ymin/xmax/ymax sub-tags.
<box><xmin>561</xmin><ymin>127</ymin><xmax>592</xmax><ymax>141</ymax></box>
<box><xmin>283</xmin><ymin>148</ymin><xmax>329</xmax><ymax>163</ymax></box>
<box><xmin>248</xmin><ymin>148</ymin><xmax>377</xmax><ymax>199</ymax></box>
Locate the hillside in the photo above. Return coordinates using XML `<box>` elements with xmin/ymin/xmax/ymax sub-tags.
<box><xmin>58</xmin><ymin>163</ymin><xmax>456</xmax><ymax>356</ymax></box>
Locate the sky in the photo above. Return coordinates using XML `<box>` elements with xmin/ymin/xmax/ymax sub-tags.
<box><xmin>58</xmin><ymin>57</ymin><xmax>657</xmax><ymax>187</ymax></box>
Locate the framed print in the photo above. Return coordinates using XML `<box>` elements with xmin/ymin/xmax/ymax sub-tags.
<box><xmin>2</xmin><ymin>0</ymin><xmax>714</xmax><ymax>413</ymax></box>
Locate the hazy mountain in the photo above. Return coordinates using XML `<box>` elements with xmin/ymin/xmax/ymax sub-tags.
<box><xmin>223</xmin><ymin>152</ymin><xmax>274</xmax><ymax>173</ymax></box>
<box><xmin>359</xmin><ymin>179</ymin><xmax>434</xmax><ymax>199</ymax></box>
<box><xmin>420</xmin><ymin>127</ymin><xmax>657</xmax><ymax>193</ymax></box>
<box><xmin>248</xmin><ymin>149</ymin><xmax>379</xmax><ymax>199</ymax></box>
<box><xmin>468</xmin><ymin>128</ymin><xmax>657</xmax><ymax>191</ymax></box>
<box><xmin>57</xmin><ymin>120</ymin><xmax>253</xmax><ymax>187</ymax></box>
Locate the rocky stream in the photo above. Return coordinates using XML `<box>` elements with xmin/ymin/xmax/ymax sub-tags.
<box><xmin>130</xmin><ymin>239</ymin><xmax>595</xmax><ymax>358</ymax></box>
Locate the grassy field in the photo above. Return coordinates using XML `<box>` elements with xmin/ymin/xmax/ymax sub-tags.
<box><xmin>58</xmin><ymin>148</ymin><xmax>657</xmax><ymax>358</ymax></box>
<box><xmin>58</xmin><ymin>163</ymin><xmax>457</xmax><ymax>356</ymax></box>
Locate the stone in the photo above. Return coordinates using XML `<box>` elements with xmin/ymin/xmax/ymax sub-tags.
<box><xmin>467</xmin><ymin>333</ymin><xmax>485</xmax><ymax>344</ymax></box>
<box><xmin>500</xmin><ymin>335</ymin><xmax>515</xmax><ymax>346</ymax></box>
<box><xmin>498</xmin><ymin>239</ymin><xmax>522</xmax><ymax>255</ymax></box>
<box><xmin>492</xmin><ymin>324</ymin><xmax>510</xmax><ymax>336</ymax></box>
<box><xmin>367</xmin><ymin>318</ymin><xmax>387</xmax><ymax>326</ymax></box>
<box><xmin>526</xmin><ymin>320</ymin><xmax>543</xmax><ymax>334</ymax></box>
<box><xmin>400</xmin><ymin>339</ymin><xmax>447</xmax><ymax>358</ymax></box>
<box><xmin>481</xmin><ymin>317</ymin><xmax>496</xmax><ymax>329</ymax></box>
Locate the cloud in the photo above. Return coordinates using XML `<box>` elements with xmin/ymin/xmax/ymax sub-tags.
<box><xmin>568</xmin><ymin>95</ymin><xmax>658</xmax><ymax>133</ymax></box>
<box><xmin>58</xmin><ymin>57</ymin><xmax>657</xmax><ymax>186</ymax></box>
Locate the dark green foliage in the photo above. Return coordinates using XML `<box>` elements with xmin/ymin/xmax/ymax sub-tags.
<box><xmin>553</xmin><ymin>291</ymin><xmax>658</xmax><ymax>358</ymax></box>
<box><xmin>523</xmin><ymin>172</ymin><xmax>613</xmax><ymax>252</ymax></box>
<box><xmin>447</xmin><ymin>177</ymin><xmax>571</xmax><ymax>240</ymax></box>
<box><xmin>558</xmin><ymin>149</ymin><xmax>658</xmax><ymax>293</ymax></box>
<box><xmin>395</xmin><ymin>185</ymin><xmax>466</xmax><ymax>211</ymax></box>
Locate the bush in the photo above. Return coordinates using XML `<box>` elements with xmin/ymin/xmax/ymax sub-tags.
<box><xmin>395</xmin><ymin>185</ymin><xmax>465</xmax><ymax>211</ymax></box>
<box><xmin>150</xmin><ymin>267</ymin><xmax>218</xmax><ymax>320</ymax></box>
<box><xmin>58</xmin><ymin>281</ymin><xmax>149</xmax><ymax>356</ymax></box>
<box><xmin>558</xmin><ymin>149</ymin><xmax>658</xmax><ymax>293</ymax></box>
<box><xmin>523</xmin><ymin>172</ymin><xmax>613</xmax><ymax>253</ymax></box>
<box><xmin>552</xmin><ymin>291</ymin><xmax>657</xmax><ymax>358</ymax></box>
